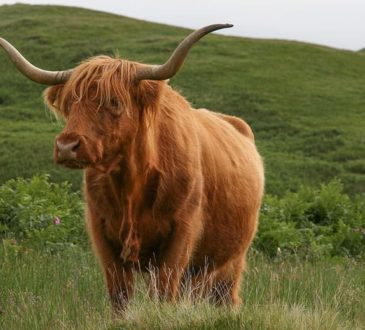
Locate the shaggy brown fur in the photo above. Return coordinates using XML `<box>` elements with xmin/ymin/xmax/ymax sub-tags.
<box><xmin>45</xmin><ymin>56</ymin><xmax>264</xmax><ymax>311</ymax></box>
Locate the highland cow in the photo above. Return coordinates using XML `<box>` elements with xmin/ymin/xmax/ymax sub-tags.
<box><xmin>0</xmin><ymin>24</ymin><xmax>264</xmax><ymax>311</ymax></box>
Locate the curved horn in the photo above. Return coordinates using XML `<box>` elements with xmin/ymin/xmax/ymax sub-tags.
<box><xmin>0</xmin><ymin>37</ymin><xmax>73</xmax><ymax>85</ymax></box>
<box><xmin>135</xmin><ymin>23</ymin><xmax>233</xmax><ymax>81</ymax></box>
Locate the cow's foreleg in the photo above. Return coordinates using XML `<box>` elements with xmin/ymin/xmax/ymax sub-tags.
<box><xmin>87</xmin><ymin>218</ymin><xmax>134</xmax><ymax>312</ymax></box>
<box><xmin>151</xmin><ymin>208</ymin><xmax>203</xmax><ymax>302</ymax></box>
<box><xmin>105</xmin><ymin>259</ymin><xmax>134</xmax><ymax>312</ymax></box>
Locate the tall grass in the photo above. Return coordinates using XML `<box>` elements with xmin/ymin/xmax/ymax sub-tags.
<box><xmin>1</xmin><ymin>248</ymin><xmax>364</xmax><ymax>329</ymax></box>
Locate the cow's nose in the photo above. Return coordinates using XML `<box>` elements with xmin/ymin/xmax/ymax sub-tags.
<box><xmin>56</xmin><ymin>139</ymin><xmax>80</xmax><ymax>161</ymax></box>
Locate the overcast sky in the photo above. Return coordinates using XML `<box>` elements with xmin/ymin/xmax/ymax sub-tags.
<box><xmin>1</xmin><ymin>0</ymin><xmax>364</xmax><ymax>51</ymax></box>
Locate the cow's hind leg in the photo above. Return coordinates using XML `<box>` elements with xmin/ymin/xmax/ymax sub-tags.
<box><xmin>209</xmin><ymin>208</ymin><xmax>260</xmax><ymax>306</ymax></box>
<box><xmin>179</xmin><ymin>264</ymin><xmax>215</xmax><ymax>302</ymax></box>
<box><xmin>210</xmin><ymin>256</ymin><xmax>246</xmax><ymax>306</ymax></box>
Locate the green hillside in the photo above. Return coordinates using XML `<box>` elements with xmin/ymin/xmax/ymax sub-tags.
<box><xmin>1</xmin><ymin>4</ymin><xmax>365</xmax><ymax>195</ymax></box>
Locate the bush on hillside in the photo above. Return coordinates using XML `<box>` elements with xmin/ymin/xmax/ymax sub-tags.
<box><xmin>0</xmin><ymin>175</ymin><xmax>86</xmax><ymax>254</ymax></box>
<box><xmin>255</xmin><ymin>180</ymin><xmax>365</xmax><ymax>258</ymax></box>
<box><xmin>0</xmin><ymin>175</ymin><xmax>364</xmax><ymax>258</ymax></box>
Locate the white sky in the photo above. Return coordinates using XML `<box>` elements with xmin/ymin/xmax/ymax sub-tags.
<box><xmin>0</xmin><ymin>0</ymin><xmax>364</xmax><ymax>51</ymax></box>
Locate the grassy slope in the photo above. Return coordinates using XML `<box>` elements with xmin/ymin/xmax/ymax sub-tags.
<box><xmin>0</xmin><ymin>4</ymin><xmax>365</xmax><ymax>195</ymax></box>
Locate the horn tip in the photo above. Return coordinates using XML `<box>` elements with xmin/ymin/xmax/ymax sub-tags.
<box><xmin>213</xmin><ymin>23</ymin><xmax>233</xmax><ymax>31</ymax></box>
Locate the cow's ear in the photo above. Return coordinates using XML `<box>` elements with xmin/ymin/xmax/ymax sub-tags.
<box><xmin>135</xmin><ymin>80</ymin><xmax>163</xmax><ymax>111</ymax></box>
<box><xmin>43</xmin><ymin>84</ymin><xmax>64</xmax><ymax>113</ymax></box>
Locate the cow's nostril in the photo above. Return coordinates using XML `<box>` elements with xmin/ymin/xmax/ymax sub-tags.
<box><xmin>56</xmin><ymin>139</ymin><xmax>80</xmax><ymax>161</ymax></box>
<box><xmin>71</xmin><ymin>140</ymin><xmax>80</xmax><ymax>152</ymax></box>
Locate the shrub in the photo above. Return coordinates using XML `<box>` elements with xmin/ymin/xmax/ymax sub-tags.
<box><xmin>0</xmin><ymin>174</ymin><xmax>86</xmax><ymax>253</ymax></box>
<box><xmin>1</xmin><ymin>175</ymin><xmax>364</xmax><ymax>259</ymax></box>
<box><xmin>255</xmin><ymin>180</ymin><xmax>365</xmax><ymax>258</ymax></box>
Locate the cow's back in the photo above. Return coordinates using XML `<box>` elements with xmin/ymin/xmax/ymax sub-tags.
<box><xmin>213</xmin><ymin>112</ymin><xmax>255</xmax><ymax>142</ymax></box>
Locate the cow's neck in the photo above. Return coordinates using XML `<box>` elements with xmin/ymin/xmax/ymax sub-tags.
<box><xmin>104</xmin><ymin>115</ymin><xmax>159</xmax><ymax>201</ymax></box>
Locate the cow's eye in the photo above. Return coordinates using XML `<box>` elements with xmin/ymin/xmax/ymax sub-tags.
<box><xmin>110</xmin><ymin>98</ymin><xmax>119</xmax><ymax>108</ymax></box>
<box><xmin>109</xmin><ymin>98</ymin><xmax>123</xmax><ymax>116</ymax></box>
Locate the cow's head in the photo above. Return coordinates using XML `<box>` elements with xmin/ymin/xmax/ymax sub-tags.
<box><xmin>0</xmin><ymin>24</ymin><xmax>232</xmax><ymax>170</ymax></box>
<box><xmin>43</xmin><ymin>57</ymin><xmax>163</xmax><ymax>169</ymax></box>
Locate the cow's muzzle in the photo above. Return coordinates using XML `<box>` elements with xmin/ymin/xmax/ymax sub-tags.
<box><xmin>55</xmin><ymin>133</ymin><xmax>101</xmax><ymax>169</ymax></box>
<box><xmin>56</xmin><ymin>139</ymin><xmax>80</xmax><ymax>162</ymax></box>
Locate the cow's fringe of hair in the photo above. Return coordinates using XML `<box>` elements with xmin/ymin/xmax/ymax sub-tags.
<box><xmin>59</xmin><ymin>56</ymin><xmax>139</xmax><ymax>115</ymax></box>
<box><xmin>46</xmin><ymin>55</ymin><xmax>191</xmax><ymax>129</ymax></box>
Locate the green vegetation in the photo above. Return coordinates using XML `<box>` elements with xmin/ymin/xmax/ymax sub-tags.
<box><xmin>0</xmin><ymin>4</ymin><xmax>365</xmax><ymax>195</ymax></box>
<box><xmin>0</xmin><ymin>178</ymin><xmax>363</xmax><ymax>328</ymax></box>
<box><xmin>1</xmin><ymin>176</ymin><xmax>364</xmax><ymax>259</ymax></box>
<box><xmin>1</xmin><ymin>248</ymin><xmax>364</xmax><ymax>329</ymax></box>
<box><xmin>1</xmin><ymin>4</ymin><xmax>365</xmax><ymax>329</ymax></box>
<box><xmin>259</xmin><ymin>180</ymin><xmax>365</xmax><ymax>258</ymax></box>
<box><xmin>0</xmin><ymin>175</ymin><xmax>86</xmax><ymax>253</ymax></box>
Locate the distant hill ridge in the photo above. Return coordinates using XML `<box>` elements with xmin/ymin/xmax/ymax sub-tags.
<box><xmin>1</xmin><ymin>4</ymin><xmax>365</xmax><ymax>195</ymax></box>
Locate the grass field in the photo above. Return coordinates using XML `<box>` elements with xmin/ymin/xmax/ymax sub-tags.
<box><xmin>1</xmin><ymin>4</ymin><xmax>365</xmax><ymax>330</ymax></box>
<box><xmin>1</xmin><ymin>248</ymin><xmax>364</xmax><ymax>330</ymax></box>
<box><xmin>1</xmin><ymin>4</ymin><xmax>365</xmax><ymax>195</ymax></box>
